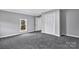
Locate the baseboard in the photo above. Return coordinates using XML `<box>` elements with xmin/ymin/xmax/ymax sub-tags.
<box><xmin>66</xmin><ymin>34</ymin><xmax>79</xmax><ymax>38</ymax></box>
<box><xmin>42</xmin><ymin>32</ymin><xmax>60</xmax><ymax>37</ymax></box>
<box><xmin>30</xmin><ymin>30</ymin><xmax>41</xmax><ymax>33</ymax></box>
<box><xmin>0</xmin><ymin>33</ymin><xmax>23</xmax><ymax>39</ymax></box>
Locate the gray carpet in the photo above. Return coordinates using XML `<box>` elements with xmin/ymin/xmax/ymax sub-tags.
<box><xmin>0</xmin><ymin>32</ymin><xmax>79</xmax><ymax>49</ymax></box>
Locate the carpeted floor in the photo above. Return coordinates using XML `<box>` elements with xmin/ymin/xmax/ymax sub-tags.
<box><xmin>0</xmin><ymin>32</ymin><xmax>79</xmax><ymax>49</ymax></box>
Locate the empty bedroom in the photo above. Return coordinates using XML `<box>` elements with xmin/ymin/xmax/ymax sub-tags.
<box><xmin>0</xmin><ymin>9</ymin><xmax>79</xmax><ymax>49</ymax></box>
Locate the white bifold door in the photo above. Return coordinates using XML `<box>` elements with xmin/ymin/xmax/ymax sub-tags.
<box><xmin>42</xmin><ymin>12</ymin><xmax>55</xmax><ymax>35</ymax></box>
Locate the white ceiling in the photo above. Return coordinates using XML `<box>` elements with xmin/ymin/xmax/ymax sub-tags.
<box><xmin>2</xmin><ymin>9</ymin><xmax>52</xmax><ymax>16</ymax></box>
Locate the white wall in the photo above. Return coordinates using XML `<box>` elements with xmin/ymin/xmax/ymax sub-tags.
<box><xmin>60</xmin><ymin>9</ymin><xmax>79</xmax><ymax>37</ymax></box>
<box><xmin>35</xmin><ymin>10</ymin><xmax>60</xmax><ymax>36</ymax></box>
<box><xmin>0</xmin><ymin>10</ymin><xmax>35</xmax><ymax>37</ymax></box>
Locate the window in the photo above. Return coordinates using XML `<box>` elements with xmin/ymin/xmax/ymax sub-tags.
<box><xmin>20</xmin><ymin>19</ymin><xmax>27</xmax><ymax>32</ymax></box>
<box><xmin>21</xmin><ymin>20</ymin><xmax>26</xmax><ymax>30</ymax></box>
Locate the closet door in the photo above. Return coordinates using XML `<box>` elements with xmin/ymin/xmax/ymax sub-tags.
<box><xmin>42</xmin><ymin>12</ymin><xmax>55</xmax><ymax>35</ymax></box>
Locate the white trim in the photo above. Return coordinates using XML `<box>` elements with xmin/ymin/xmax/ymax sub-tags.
<box><xmin>42</xmin><ymin>32</ymin><xmax>60</xmax><ymax>37</ymax></box>
<box><xmin>53</xmin><ymin>33</ymin><xmax>60</xmax><ymax>37</ymax></box>
<box><xmin>0</xmin><ymin>33</ymin><xmax>23</xmax><ymax>38</ymax></box>
<box><xmin>66</xmin><ymin>34</ymin><xmax>79</xmax><ymax>38</ymax></box>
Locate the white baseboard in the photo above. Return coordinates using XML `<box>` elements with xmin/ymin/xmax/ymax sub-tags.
<box><xmin>42</xmin><ymin>32</ymin><xmax>60</xmax><ymax>37</ymax></box>
<box><xmin>54</xmin><ymin>34</ymin><xmax>60</xmax><ymax>37</ymax></box>
<box><xmin>0</xmin><ymin>33</ymin><xmax>23</xmax><ymax>38</ymax></box>
<box><xmin>66</xmin><ymin>34</ymin><xmax>79</xmax><ymax>38</ymax></box>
